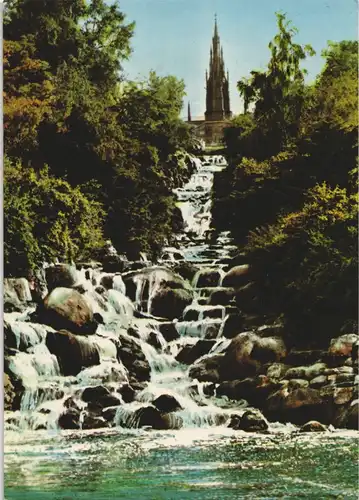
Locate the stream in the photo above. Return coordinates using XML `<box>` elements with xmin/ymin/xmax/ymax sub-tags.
<box><xmin>4</xmin><ymin>154</ymin><xmax>358</xmax><ymax>499</ymax></box>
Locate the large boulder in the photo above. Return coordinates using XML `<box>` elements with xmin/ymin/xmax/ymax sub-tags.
<box><xmin>266</xmin><ymin>387</ymin><xmax>329</xmax><ymax>425</ymax></box>
<box><xmin>40</xmin><ymin>288</ymin><xmax>96</xmax><ymax>334</ymax></box>
<box><xmin>158</xmin><ymin>322</ymin><xmax>179</xmax><ymax>342</ymax></box>
<box><xmin>222</xmin><ymin>265</ymin><xmax>251</xmax><ymax>288</ymax></box>
<box><xmin>217</xmin><ymin>376</ymin><xmax>280</xmax><ymax>408</ymax></box>
<box><xmin>221</xmin><ymin>314</ymin><xmax>244</xmax><ymax>339</ymax></box>
<box><xmin>46</xmin><ymin>330</ymin><xmax>100</xmax><ymax>376</ymax></box>
<box><xmin>221</xmin><ymin>332</ymin><xmax>286</xmax><ymax>381</ymax></box>
<box><xmin>208</xmin><ymin>287</ymin><xmax>236</xmax><ymax>306</ymax></box>
<box><xmin>150</xmin><ymin>288</ymin><xmax>193</xmax><ymax>320</ymax></box>
<box><xmin>152</xmin><ymin>394</ymin><xmax>183</xmax><ymax>413</ymax></box>
<box><xmin>176</xmin><ymin>339</ymin><xmax>216</xmax><ymax>365</ymax></box>
<box><xmin>189</xmin><ymin>354</ymin><xmax>223</xmax><ymax>383</ymax></box>
<box><xmin>45</xmin><ymin>264</ymin><xmax>78</xmax><ymax>292</ymax></box>
<box><xmin>117</xmin><ymin>334</ymin><xmax>150</xmax><ymax>382</ymax></box>
<box><xmin>81</xmin><ymin>385</ymin><xmax>123</xmax><ymax>410</ymax></box>
<box><xmin>172</xmin><ymin>262</ymin><xmax>199</xmax><ymax>283</ymax></box>
<box><xmin>238</xmin><ymin>409</ymin><xmax>269</xmax><ymax>432</ymax></box>
<box><xmin>120</xmin><ymin>405</ymin><xmax>183</xmax><ymax>430</ymax></box>
<box><xmin>328</xmin><ymin>334</ymin><xmax>359</xmax><ymax>357</ymax></box>
<box><xmin>299</xmin><ymin>420</ymin><xmax>327</xmax><ymax>433</ymax></box>
<box><xmin>194</xmin><ymin>269</ymin><xmax>222</xmax><ymax>288</ymax></box>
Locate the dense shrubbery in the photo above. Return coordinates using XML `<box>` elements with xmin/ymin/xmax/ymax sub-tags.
<box><xmin>213</xmin><ymin>13</ymin><xmax>358</xmax><ymax>345</ymax></box>
<box><xmin>4</xmin><ymin>0</ymin><xmax>194</xmax><ymax>273</ymax></box>
<box><xmin>4</xmin><ymin>157</ymin><xmax>105</xmax><ymax>276</ymax></box>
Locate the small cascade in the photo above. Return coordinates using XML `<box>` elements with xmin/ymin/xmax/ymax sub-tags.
<box><xmin>5</xmin><ymin>153</ymin><xmax>243</xmax><ymax>433</ymax></box>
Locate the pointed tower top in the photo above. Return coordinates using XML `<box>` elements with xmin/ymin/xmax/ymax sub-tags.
<box><xmin>214</xmin><ymin>13</ymin><xmax>219</xmax><ymax>39</ymax></box>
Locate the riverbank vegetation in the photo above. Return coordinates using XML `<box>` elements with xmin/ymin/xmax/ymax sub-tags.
<box><xmin>213</xmin><ymin>13</ymin><xmax>358</xmax><ymax>346</ymax></box>
<box><xmin>4</xmin><ymin>0</ymin><xmax>195</xmax><ymax>275</ymax></box>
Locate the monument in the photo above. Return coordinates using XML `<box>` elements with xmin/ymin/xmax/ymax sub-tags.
<box><xmin>188</xmin><ymin>15</ymin><xmax>232</xmax><ymax>145</ymax></box>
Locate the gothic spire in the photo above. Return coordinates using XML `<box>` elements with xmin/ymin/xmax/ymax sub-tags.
<box><xmin>214</xmin><ymin>13</ymin><xmax>218</xmax><ymax>40</ymax></box>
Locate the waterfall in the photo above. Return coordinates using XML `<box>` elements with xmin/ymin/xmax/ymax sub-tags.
<box><xmin>5</xmin><ymin>153</ymin><xmax>242</xmax><ymax>432</ymax></box>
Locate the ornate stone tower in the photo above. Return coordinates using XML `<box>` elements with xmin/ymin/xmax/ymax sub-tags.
<box><xmin>205</xmin><ymin>15</ymin><xmax>232</xmax><ymax>122</ymax></box>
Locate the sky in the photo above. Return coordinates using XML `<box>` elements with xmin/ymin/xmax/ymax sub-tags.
<box><xmin>117</xmin><ymin>0</ymin><xmax>357</xmax><ymax>118</ymax></box>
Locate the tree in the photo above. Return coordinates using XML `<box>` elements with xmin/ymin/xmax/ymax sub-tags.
<box><xmin>237</xmin><ymin>12</ymin><xmax>314</xmax><ymax>156</ymax></box>
<box><xmin>4</xmin><ymin>157</ymin><xmax>105</xmax><ymax>276</ymax></box>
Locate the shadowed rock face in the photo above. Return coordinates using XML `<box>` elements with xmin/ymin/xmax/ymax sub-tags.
<box><xmin>45</xmin><ymin>264</ymin><xmax>78</xmax><ymax>292</ymax></box>
<box><xmin>221</xmin><ymin>332</ymin><xmax>286</xmax><ymax>380</ymax></box>
<box><xmin>46</xmin><ymin>330</ymin><xmax>100</xmax><ymax>376</ymax></box>
<box><xmin>222</xmin><ymin>265</ymin><xmax>251</xmax><ymax>288</ymax></box>
<box><xmin>151</xmin><ymin>288</ymin><xmax>193</xmax><ymax>320</ymax></box>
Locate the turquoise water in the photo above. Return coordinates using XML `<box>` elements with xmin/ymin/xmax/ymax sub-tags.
<box><xmin>5</xmin><ymin>428</ymin><xmax>358</xmax><ymax>499</ymax></box>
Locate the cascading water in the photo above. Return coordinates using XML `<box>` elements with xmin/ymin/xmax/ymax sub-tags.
<box><xmin>4</xmin><ymin>154</ymin><xmax>246</xmax><ymax>433</ymax></box>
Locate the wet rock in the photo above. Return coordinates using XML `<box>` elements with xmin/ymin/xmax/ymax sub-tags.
<box><xmin>4</xmin><ymin>278</ymin><xmax>31</xmax><ymax>312</ymax></box>
<box><xmin>82</xmin><ymin>414</ymin><xmax>109</xmax><ymax>430</ymax></box>
<box><xmin>266</xmin><ymin>387</ymin><xmax>328</xmax><ymax>425</ymax></box>
<box><xmin>285</xmin><ymin>367</ymin><xmax>308</xmax><ymax>379</ymax></box>
<box><xmin>176</xmin><ymin>340</ymin><xmax>216</xmax><ymax>365</ymax></box>
<box><xmin>309</xmin><ymin>375</ymin><xmax>328</xmax><ymax>389</ymax></box>
<box><xmin>189</xmin><ymin>354</ymin><xmax>223</xmax><ymax>383</ymax></box>
<box><xmin>195</xmin><ymin>269</ymin><xmax>222</xmax><ymax>288</ymax></box>
<box><xmin>222</xmin><ymin>265</ymin><xmax>251</xmax><ymax>288</ymax></box>
<box><xmin>152</xmin><ymin>394</ymin><xmax>183</xmax><ymax>413</ymax></box>
<box><xmin>118</xmin><ymin>383</ymin><xmax>135</xmax><ymax>403</ymax></box>
<box><xmin>172</xmin><ymin>262</ymin><xmax>199</xmax><ymax>283</ymax></box>
<box><xmin>100</xmin><ymin>274</ymin><xmax>114</xmax><ymax>290</ymax></box>
<box><xmin>202</xmin><ymin>307</ymin><xmax>224</xmax><ymax>319</ymax></box>
<box><xmin>102</xmin><ymin>406</ymin><xmax>118</xmax><ymax>422</ymax></box>
<box><xmin>158</xmin><ymin>322</ymin><xmax>179</xmax><ymax>342</ymax></box>
<box><xmin>208</xmin><ymin>287</ymin><xmax>236</xmax><ymax>306</ymax></box>
<box><xmin>46</xmin><ymin>330</ymin><xmax>100</xmax><ymax>376</ymax></box>
<box><xmin>334</xmin><ymin>387</ymin><xmax>353</xmax><ymax>405</ymax></box>
<box><xmin>102</xmin><ymin>255</ymin><xmax>129</xmax><ymax>273</ymax></box>
<box><xmin>82</xmin><ymin>385</ymin><xmax>111</xmax><ymax>402</ymax></box>
<box><xmin>58</xmin><ymin>410</ymin><xmax>80</xmax><ymax>429</ymax></box>
<box><xmin>29</xmin><ymin>268</ymin><xmax>48</xmax><ymax>302</ymax></box>
<box><xmin>232</xmin><ymin>409</ymin><xmax>268</xmax><ymax>432</ymax></box>
<box><xmin>299</xmin><ymin>421</ymin><xmax>327</xmax><ymax>432</ymax></box>
<box><xmin>351</xmin><ymin>341</ymin><xmax>359</xmax><ymax>364</ymax></box>
<box><xmin>45</xmin><ymin>264</ymin><xmax>78</xmax><ymax>292</ymax></box>
<box><xmin>345</xmin><ymin>400</ymin><xmax>359</xmax><ymax>430</ymax></box>
<box><xmin>221</xmin><ymin>332</ymin><xmax>286</xmax><ymax>381</ymax></box>
<box><xmin>217</xmin><ymin>377</ymin><xmax>279</xmax><ymax>408</ymax></box>
<box><xmin>4</xmin><ymin>373</ymin><xmax>16</xmax><ymax>411</ymax></box>
<box><xmin>183</xmin><ymin>308</ymin><xmax>198</xmax><ymax>321</ymax></box>
<box><xmin>116</xmin><ymin>334</ymin><xmax>150</xmax><ymax>381</ymax></box>
<box><xmin>287</xmin><ymin>379</ymin><xmax>309</xmax><ymax>390</ymax></box>
<box><xmin>130</xmin><ymin>405</ymin><xmax>179</xmax><ymax>430</ymax></box>
<box><xmin>221</xmin><ymin>314</ymin><xmax>244</xmax><ymax>339</ymax></box>
<box><xmin>234</xmin><ymin>282</ymin><xmax>258</xmax><ymax>312</ymax></box>
<box><xmin>266</xmin><ymin>363</ymin><xmax>289</xmax><ymax>381</ymax></box>
<box><xmin>151</xmin><ymin>287</ymin><xmax>193</xmax><ymax>320</ymax></box>
<box><xmin>328</xmin><ymin>334</ymin><xmax>358</xmax><ymax>357</ymax></box>
<box><xmin>40</xmin><ymin>288</ymin><xmax>96</xmax><ymax>334</ymax></box>
<box><xmin>256</xmin><ymin>324</ymin><xmax>285</xmax><ymax>337</ymax></box>
<box><xmin>4</xmin><ymin>277</ymin><xmax>32</xmax><ymax>302</ymax></box>
<box><xmin>147</xmin><ymin>331</ymin><xmax>163</xmax><ymax>350</ymax></box>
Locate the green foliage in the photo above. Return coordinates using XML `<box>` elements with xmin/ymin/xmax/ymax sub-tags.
<box><xmin>236</xmin><ymin>12</ymin><xmax>315</xmax><ymax>156</ymax></box>
<box><xmin>4</xmin><ymin>157</ymin><xmax>105</xmax><ymax>276</ymax></box>
<box><xmin>246</xmin><ymin>184</ymin><xmax>358</xmax><ymax>345</ymax></box>
<box><xmin>4</xmin><ymin>1</ymin><xmax>194</xmax><ymax>269</ymax></box>
<box><xmin>213</xmin><ymin>14</ymin><xmax>358</xmax><ymax>346</ymax></box>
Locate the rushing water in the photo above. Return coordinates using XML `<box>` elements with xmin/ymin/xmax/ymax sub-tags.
<box><xmin>4</xmin><ymin>154</ymin><xmax>359</xmax><ymax>498</ymax></box>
